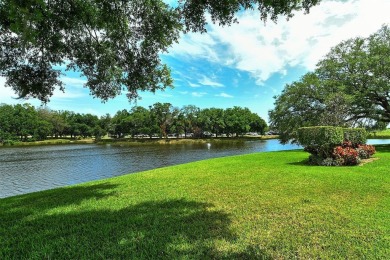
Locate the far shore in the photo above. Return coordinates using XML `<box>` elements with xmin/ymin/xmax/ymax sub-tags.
<box><xmin>2</xmin><ymin>132</ymin><xmax>389</xmax><ymax>147</ymax></box>
<box><xmin>0</xmin><ymin>135</ymin><xmax>279</xmax><ymax>147</ymax></box>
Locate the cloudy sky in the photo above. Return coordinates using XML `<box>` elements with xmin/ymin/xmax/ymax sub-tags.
<box><xmin>0</xmin><ymin>0</ymin><xmax>389</xmax><ymax>121</ymax></box>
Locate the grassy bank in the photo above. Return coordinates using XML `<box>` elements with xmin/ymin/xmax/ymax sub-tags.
<box><xmin>0</xmin><ymin>138</ymin><xmax>95</xmax><ymax>147</ymax></box>
<box><xmin>1</xmin><ymin>146</ymin><xmax>389</xmax><ymax>259</ymax></box>
<box><xmin>97</xmin><ymin>135</ymin><xmax>279</xmax><ymax>146</ymax></box>
<box><xmin>368</xmin><ymin>129</ymin><xmax>390</xmax><ymax>139</ymax></box>
<box><xmin>97</xmin><ymin>136</ymin><xmax>276</xmax><ymax>146</ymax></box>
<box><xmin>1</xmin><ymin>136</ymin><xmax>278</xmax><ymax>148</ymax></box>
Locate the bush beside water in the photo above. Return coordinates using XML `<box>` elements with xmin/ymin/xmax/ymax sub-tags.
<box><xmin>298</xmin><ymin>126</ymin><xmax>376</xmax><ymax>166</ymax></box>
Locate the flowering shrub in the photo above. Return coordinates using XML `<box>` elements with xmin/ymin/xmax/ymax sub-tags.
<box><xmin>298</xmin><ymin>126</ymin><xmax>375</xmax><ymax>166</ymax></box>
<box><xmin>357</xmin><ymin>144</ymin><xmax>376</xmax><ymax>159</ymax></box>
<box><xmin>332</xmin><ymin>146</ymin><xmax>360</xmax><ymax>166</ymax></box>
<box><xmin>357</xmin><ymin>148</ymin><xmax>369</xmax><ymax>159</ymax></box>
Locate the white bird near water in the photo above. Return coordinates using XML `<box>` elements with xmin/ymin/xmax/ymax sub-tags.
<box><xmin>207</xmin><ymin>143</ymin><xmax>211</xmax><ymax>149</ymax></box>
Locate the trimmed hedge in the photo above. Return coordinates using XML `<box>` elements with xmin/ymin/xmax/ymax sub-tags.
<box><xmin>297</xmin><ymin>126</ymin><xmax>344</xmax><ymax>158</ymax></box>
<box><xmin>297</xmin><ymin>126</ymin><xmax>344</xmax><ymax>147</ymax></box>
<box><xmin>343</xmin><ymin>128</ymin><xmax>367</xmax><ymax>147</ymax></box>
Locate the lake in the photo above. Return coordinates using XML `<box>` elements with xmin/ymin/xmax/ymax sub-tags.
<box><xmin>1</xmin><ymin>139</ymin><xmax>389</xmax><ymax>198</ymax></box>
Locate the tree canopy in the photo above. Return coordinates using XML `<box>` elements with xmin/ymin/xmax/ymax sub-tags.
<box><xmin>269</xmin><ymin>25</ymin><xmax>390</xmax><ymax>143</ymax></box>
<box><xmin>316</xmin><ymin>24</ymin><xmax>390</xmax><ymax>123</ymax></box>
<box><xmin>0</xmin><ymin>0</ymin><xmax>320</xmax><ymax>102</ymax></box>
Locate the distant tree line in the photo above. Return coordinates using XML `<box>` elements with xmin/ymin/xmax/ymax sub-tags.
<box><xmin>0</xmin><ymin>103</ymin><xmax>267</xmax><ymax>143</ymax></box>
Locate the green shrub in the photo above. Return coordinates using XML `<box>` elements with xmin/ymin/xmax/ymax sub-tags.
<box><xmin>343</xmin><ymin>128</ymin><xmax>367</xmax><ymax>147</ymax></box>
<box><xmin>298</xmin><ymin>126</ymin><xmax>344</xmax><ymax>158</ymax></box>
<box><xmin>2</xmin><ymin>139</ymin><xmax>16</xmax><ymax>146</ymax></box>
<box><xmin>308</xmin><ymin>154</ymin><xmax>324</xmax><ymax>165</ymax></box>
<box><xmin>297</xmin><ymin>126</ymin><xmax>344</xmax><ymax>147</ymax></box>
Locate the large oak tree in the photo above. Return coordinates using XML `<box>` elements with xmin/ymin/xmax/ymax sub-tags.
<box><xmin>316</xmin><ymin>24</ymin><xmax>390</xmax><ymax>123</ymax></box>
<box><xmin>269</xmin><ymin>25</ymin><xmax>390</xmax><ymax>143</ymax></box>
<box><xmin>0</xmin><ymin>0</ymin><xmax>320</xmax><ymax>102</ymax></box>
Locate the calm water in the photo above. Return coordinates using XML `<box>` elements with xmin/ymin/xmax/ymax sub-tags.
<box><xmin>0</xmin><ymin>139</ymin><xmax>389</xmax><ymax>198</ymax></box>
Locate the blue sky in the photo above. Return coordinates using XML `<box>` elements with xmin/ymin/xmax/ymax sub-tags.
<box><xmin>0</xmin><ymin>0</ymin><xmax>389</xmax><ymax>122</ymax></box>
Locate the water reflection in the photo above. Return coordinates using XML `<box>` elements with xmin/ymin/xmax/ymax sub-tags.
<box><xmin>0</xmin><ymin>139</ymin><xmax>388</xmax><ymax>198</ymax></box>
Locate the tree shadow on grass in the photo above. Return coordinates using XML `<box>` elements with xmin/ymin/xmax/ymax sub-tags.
<box><xmin>0</xmin><ymin>182</ymin><xmax>119</xmax><ymax>221</ymax></box>
<box><xmin>287</xmin><ymin>159</ymin><xmax>316</xmax><ymax>166</ymax></box>
<box><xmin>1</xmin><ymin>186</ymin><xmax>269</xmax><ymax>259</ymax></box>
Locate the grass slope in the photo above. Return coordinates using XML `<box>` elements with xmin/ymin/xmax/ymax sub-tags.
<box><xmin>368</xmin><ymin>129</ymin><xmax>390</xmax><ymax>139</ymax></box>
<box><xmin>1</xmin><ymin>146</ymin><xmax>390</xmax><ymax>259</ymax></box>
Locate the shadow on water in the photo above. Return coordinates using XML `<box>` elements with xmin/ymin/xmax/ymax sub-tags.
<box><xmin>1</xmin><ymin>184</ymin><xmax>269</xmax><ymax>259</ymax></box>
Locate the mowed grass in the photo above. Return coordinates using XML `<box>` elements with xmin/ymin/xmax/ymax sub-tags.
<box><xmin>1</xmin><ymin>146</ymin><xmax>390</xmax><ymax>259</ymax></box>
<box><xmin>368</xmin><ymin>129</ymin><xmax>390</xmax><ymax>138</ymax></box>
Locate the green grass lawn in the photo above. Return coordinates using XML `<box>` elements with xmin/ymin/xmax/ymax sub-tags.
<box><xmin>368</xmin><ymin>129</ymin><xmax>390</xmax><ymax>138</ymax></box>
<box><xmin>1</xmin><ymin>146</ymin><xmax>389</xmax><ymax>259</ymax></box>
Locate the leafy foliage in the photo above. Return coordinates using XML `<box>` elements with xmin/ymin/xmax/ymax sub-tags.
<box><xmin>0</xmin><ymin>0</ymin><xmax>320</xmax><ymax>102</ymax></box>
<box><xmin>297</xmin><ymin>126</ymin><xmax>344</xmax><ymax>148</ymax></box>
<box><xmin>297</xmin><ymin>126</ymin><xmax>343</xmax><ymax>158</ymax></box>
<box><xmin>316</xmin><ymin>25</ymin><xmax>390</xmax><ymax>123</ymax></box>
<box><xmin>269</xmin><ymin>73</ymin><xmax>352</xmax><ymax>143</ymax></box>
<box><xmin>269</xmin><ymin>25</ymin><xmax>390</xmax><ymax>143</ymax></box>
<box><xmin>0</xmin><ymin>0</ymin><xmax>181</xmax><ymax>102</ymax></box>
<box><xmin>343</xmin><ymin>128</ymin><xmax>367</xmax><ymax>147</ymax></box>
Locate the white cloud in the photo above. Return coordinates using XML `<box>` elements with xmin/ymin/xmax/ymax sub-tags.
<box><xmin>215</xmin><ymin>92</ymin><xmax>234</xmax><ymax>98</ymax></box>
<box><xmin>51</xmin><ymin>89</ymin><xmax>85</xmax><ymax>99</ymax></box>
<box><xmin>0</xmin><ymin>75</ymin><xmax>87</xmax><ymax>104</ymax></box>
<box><xmin>0</xmin><ymin>77</ymin><xmax>19</xmax><ymax>104</ymax></box>
<box><xmin>191</xmin><ymin>92</ymin><xmax>207</xmax><ymax>97</ymax></box>
<box><xmin>0</xmin><ymin>77</ymin><xmax>43</xmax><ymax>106</ymax></box>
<box><xmin>167</xmin><ymin>0</ymin><xmax>390</xmax><ymax>85</ymax></box>
<box><xmin>51</xmin><ymin>77</ymin><xmax>88</xmax><ymax>99</ymax></box>
<box><xmin>61</xmin><ymin>76</ymin><xmax>86</xmax><ymax>88</ymax></box>
<box><xmin>188</xmin><ymin>82</ymin><xmax>201</xmax><ymax>88</ymax></box>
<box><xmin>167</xmin><ymin>32</ymin><xmax>219</xmax><ymax>62</ymax></box>
<box><xmin>199</xmin><ymin>76</ymin><xmax>224</xmax><ymax>88</ymax></box>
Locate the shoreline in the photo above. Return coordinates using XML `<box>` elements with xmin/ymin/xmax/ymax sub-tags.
<box><xmin>0</xmin><ymin>135</ymin><xmax>280</xmax><ymax>147</ymax></box>
<box><xmin>2</xmin><ymin>134</ymin><xmax>389</xmax><ymax>148</ymax></box>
